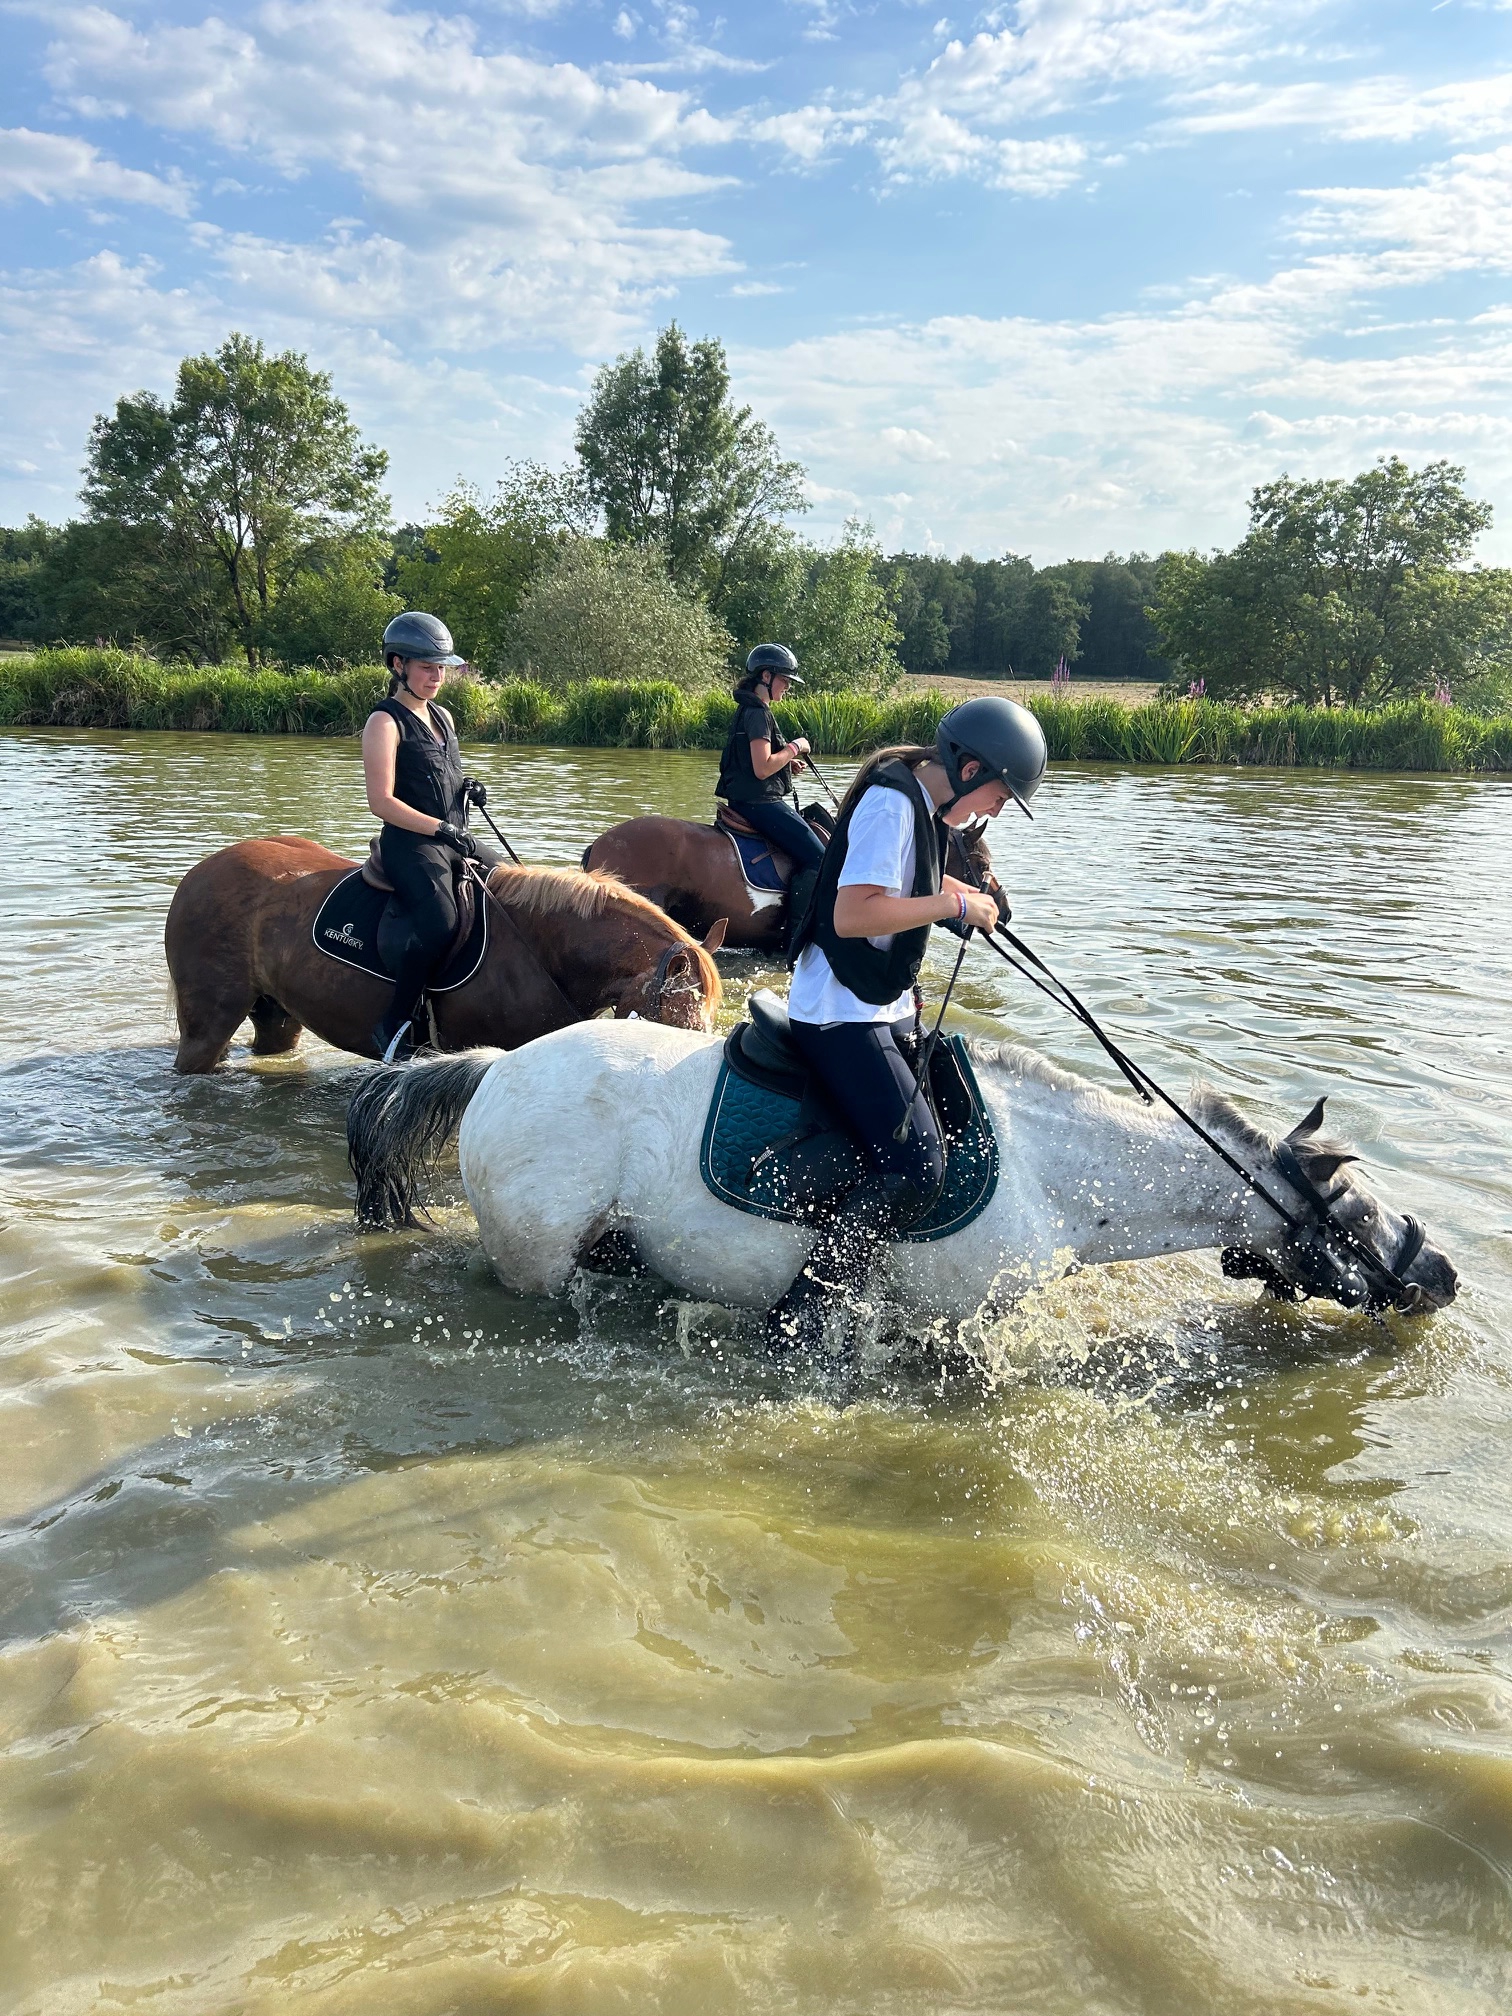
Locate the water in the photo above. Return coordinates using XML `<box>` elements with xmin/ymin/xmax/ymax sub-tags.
<box><xmin>2</xmin><ymin>730</ymin><xmax>1511</xmax><ymax>2014</ymax></box>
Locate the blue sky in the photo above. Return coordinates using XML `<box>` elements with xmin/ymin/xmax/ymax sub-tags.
<box><xmin>3</xmin><ymin>0</ymin><xmax>1511</xmax><ymax>560</ymax></box>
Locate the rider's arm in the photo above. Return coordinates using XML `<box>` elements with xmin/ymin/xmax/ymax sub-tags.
<box><xmin>747</xmin><ymin>736</ymin><xmax>804</xmax><ymax>780</ymax></box>
<box><xmin>833</xmin><ymin>884</ymin><xmax>997</xmax><ymax>937</ymax></box>
<box><xmin>362</xmin><ymin>713</ymin><xmax>445</xmax><ymax>836</ymax></box>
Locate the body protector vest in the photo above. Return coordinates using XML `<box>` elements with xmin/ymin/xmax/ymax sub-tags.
<box><xmin>717</xmin><ymin>698</ymin><xmax>790</xmax><ymax>804</ymax></box>
<box><xmin>790</xmin><ymin>759</ymin><xmax>944</xmax><ymax>1002</ymax></box>
<box><xmin>376</xmin><ymin>697</ymin><xmax>466</xmax><ymax>833</ymax></box>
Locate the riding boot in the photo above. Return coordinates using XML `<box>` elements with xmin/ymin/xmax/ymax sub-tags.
<box><xmin>763</xmin><ymin>1172</ymin><xmax>927</xmax><ymax>1357</ymax></box>
<box><xmin>785</xmin><ymin>866</ymin><xmax>821</xmax><ymax>964</ymax></box>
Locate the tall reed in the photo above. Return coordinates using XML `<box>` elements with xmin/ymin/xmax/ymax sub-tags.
<box><xmin>2</xmin><ymin>650</ymin><xmax>1509</xmax><ymax>772</ymax></box>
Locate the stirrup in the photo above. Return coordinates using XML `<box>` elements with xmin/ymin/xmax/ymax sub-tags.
<box><xmin>377</xmin><ymin>1018</ymin><xmax>415</xmax><ymax>1065</ymax></box>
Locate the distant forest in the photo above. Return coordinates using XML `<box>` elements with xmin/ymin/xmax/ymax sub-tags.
<box><xmin>883</xmin><ymin>551</ymin><xmax>1168</xmax><ymax>683</ymax></box>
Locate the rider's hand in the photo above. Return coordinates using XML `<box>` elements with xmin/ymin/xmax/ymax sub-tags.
<box><xmin>943</xmin><ymin>887</ymin><xmax>999</xmax><ymax>934</ymax></box>
<box><xmin>791</xmin><ymin>737</ymin><xmax>811</xmax><ymax>757</ymax></box>
<box><xmin>435</xmin><ymin>821</ymin><xmax>479</xmax><ymax>859</ymax></box>
<box><xmin>463</xmin><ymin>777</ymin><xmax>488</xmax><ymax>810</ymax></box>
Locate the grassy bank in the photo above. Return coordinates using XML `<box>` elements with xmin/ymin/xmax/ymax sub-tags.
<box><xmin>3</xmin><ymin>647</ymin><xmax>1510</xmax><ymax>772</ymax></box>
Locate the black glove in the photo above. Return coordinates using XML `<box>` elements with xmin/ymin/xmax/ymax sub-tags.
<box><xmin>435</xmin><ymin>822</ymin><xmax>478</xmax><ymax>859</ymax></box>
<box><xmin>463</xmin><ymin>777</ymin><xmax>488</xmax><ymax>810</ymax></box>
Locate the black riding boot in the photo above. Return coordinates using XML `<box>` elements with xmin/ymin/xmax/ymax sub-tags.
<box><xmin>785</xmin><ymin>866</ymin><xmax>821</xmax><ymax>963</ymax></box>
<box><xmin>764</xmin><ymin>1172</ymin><xmax>928</xmax><ymax>1357</ymax></box>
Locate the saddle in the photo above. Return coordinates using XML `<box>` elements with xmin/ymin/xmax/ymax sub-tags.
<box><xmin>699</xmin><ymin>990</ymin><xmax>999</xmax><ymax>1242</ymax></box>
<box><xmin>310</xmin><ymin>848</ymin><xmax>487</xmax><ymax>993</ymax></box>
<box><xmin>714</xmin><ymin>802</ymin><xmax>834</xmax><ymax>898</ymax></box>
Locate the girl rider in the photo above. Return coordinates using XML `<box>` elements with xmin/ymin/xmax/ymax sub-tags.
<box><xmin>363</xmin><ymin>611</ymin><xmax>498</xmax><ymax>1064</ymax></box>
<box><xmin>771</xmin><ymin>695</ymin><xmax>1048</xmax><ymax>1345</ymax></box>
<box><xmin>716</xmin><ymin>645</ymin><xmax>826</xmax><ymax>948</ymax></box>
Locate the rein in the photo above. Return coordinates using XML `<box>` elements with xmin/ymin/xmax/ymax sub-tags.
<box><xmin>946</xmin><ymin>857</ymin><xmax>1421</xmax><ymax>1312</ymax></box>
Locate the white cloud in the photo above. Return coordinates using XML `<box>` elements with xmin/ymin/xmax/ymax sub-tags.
<box><xmin>1296</xmin><ymin>146</ymin><xmax>1512</xmax><ymax>286</ymax></box>
<box><xmin>1171</xmin><ymin>71</ymin><xmax>1512</xmax><ymax>143</ymax></box>
<box><xmin>758</xmin><ymin>0</ymin><xmax>1299</xmax><ymax>191</ymax></box>
<box><xmin>0</xmin><ymin>126</ymin><xmax>190</xmax><ymax>212</ymax></box>
<box><xmin>40</xmin><ymin>0</ymin><xmax>738</xmax><ymax>349</ymax></box>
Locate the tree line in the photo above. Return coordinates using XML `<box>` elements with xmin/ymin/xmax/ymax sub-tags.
<box><xmin>1</xmin><ymin>322</ymin><xmax>1507</xmax><ymax>709</ymax></box>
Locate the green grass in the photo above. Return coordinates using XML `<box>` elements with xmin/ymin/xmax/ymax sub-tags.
<box><xmin>2</xmin><ymin>648</ymin><xmax>1509</xmax><ymax>772</ymax></box>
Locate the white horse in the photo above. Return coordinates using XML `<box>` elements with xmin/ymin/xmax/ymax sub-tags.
<box><xmin>346</xmin><ymin>1019</ymin><xmax>1457</xmax><ymax>1328</ymax></box>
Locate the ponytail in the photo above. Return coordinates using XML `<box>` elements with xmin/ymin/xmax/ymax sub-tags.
<box><xmin>832</xmin><ymin>743</ymin><xmax>937</xmax><ymax>825</ymax></box>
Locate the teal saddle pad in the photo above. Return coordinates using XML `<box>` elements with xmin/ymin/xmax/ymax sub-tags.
<box><xmin>698</xmin><ymin>1032</ymin><xmax>998</xmax><ymax>1242</ymax></box>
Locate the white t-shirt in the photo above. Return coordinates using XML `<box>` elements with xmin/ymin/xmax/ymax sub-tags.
<box><xmin>789</xmin><ymin>784</ymin><xmax>921</xmax><ymax>1024</ymax></box>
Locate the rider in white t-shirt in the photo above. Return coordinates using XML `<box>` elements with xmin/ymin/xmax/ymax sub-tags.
<box><xmin>772</xmin><ymin>696</ymin><xmax>1049</xmax><ymax>1348</ymax></box>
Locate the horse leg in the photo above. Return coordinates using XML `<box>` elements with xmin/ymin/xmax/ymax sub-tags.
<box><xmin>248</xmin><ymin>995</ymin><xmax>304</xmax><ymax>1057</ymax></box>
<box><xmin>170</xmin><ymin>970</ymin><xmax>257</xmax><ymax>1074</ymax></box>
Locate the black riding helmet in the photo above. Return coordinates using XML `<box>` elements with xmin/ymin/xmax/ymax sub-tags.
<box><xmin>936</xmin><ymin>695</ymin><xmax>1048</xmax><ymax>818</ymax></box>
<box><xmin>742</xmin><ymin>642</ymin><xmax>804</xmax><ymax>687</ymax></box>
<box><xmin>382</xmin><ymin>610</ymin><xmax>464</xmax><ymax>671</ymax></box>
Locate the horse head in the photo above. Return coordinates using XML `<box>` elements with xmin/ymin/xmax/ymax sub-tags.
<box><xmin>620</xmin><ymin>919</ymin><xmax>725</xmax><ymax>1031</ymax></box>
<box><xmin>946</xmin><ymin>820</ymin><xmax>1009</xmax><ymax>921</ymax></box>
<box><xmin>1222</xmin><ymin>1097</ymin><xmax>1457</xmax><ymax>1315</ymax></box>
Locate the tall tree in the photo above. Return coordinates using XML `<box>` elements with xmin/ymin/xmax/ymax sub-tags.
<box><xmin>83</xmin><ymin>333</ymin><xmax>389</xmax><ymax>669</ymax></box>
<box><xmin>393</xmin><ymin>464</ymin><xmax>589</xmax><ymax>674</ymax></box>
<box><xmin>574</xmin><ymin>324</ymin><xmax>806</xmax><ymax>603</ymax></box>
<box><xmin>1153</xmin><ymin>458</ymin><xmax>1509</xmax><ymax>706</ymax></box>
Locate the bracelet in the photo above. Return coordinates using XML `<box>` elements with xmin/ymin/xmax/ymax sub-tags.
<box><xmin>955</xmin><ymin>891</ymin><xmax>968</xmax><ymax>921</ymax></box>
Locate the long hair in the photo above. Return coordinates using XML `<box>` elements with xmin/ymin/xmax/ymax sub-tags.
<box><xmin>831</xmin><ymin>743</ymin><xmax>938</xmax><ymax>825</ymax></box>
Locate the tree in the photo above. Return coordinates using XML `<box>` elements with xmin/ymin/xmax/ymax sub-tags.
<box><xmin>1151</xmin><ymin>457</ymin><xmax>1510</xmax><ymax>705</ymax></box>
<box><xmin>83</xmin><ymin>333</ymin><xmax>389</xmax><ymax>669</ymax></box>
<box><xmin>575</xmin><ymin>324</ymin><xmax>806</xmax><ymax>604</ymax></box>
<box><xmin>0</xmin><ymin>519</ymin><xmax>58</xmax><ymax>642</ymax></box>
<box><xmin>506</xmin><ymin>540</ymin><xmax>733</xmax><ymax>691</ymax></box>
<box><xmin>392</xmin><ymin>465</ymin><xmax>589</xmax><ymax>674</ymax></box>
<box><xmin>723</xmin><ymin>520</ymin><xmax>902</xmax><ymax>694</ymax></box>
<box><xmin>262</xmin><ymin>540</ymin><xmax>401</xmax><ymax>668</ymax></box>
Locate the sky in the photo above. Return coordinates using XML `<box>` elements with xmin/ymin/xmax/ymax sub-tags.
<box><xmin>2</xmin><ymin>0</ymin><xmax>1511</xmax><ymax>561</ymax></box>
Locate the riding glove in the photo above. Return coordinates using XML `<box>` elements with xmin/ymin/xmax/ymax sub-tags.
<box><xmin>463</xmin><ymin>777</ymin><xmax>488</xmax><ymax>810</ymax></box>
<box><xmin>434</xmin><ymin>822</ymin><xmax>479</xmax><ymax>859</ymax></box>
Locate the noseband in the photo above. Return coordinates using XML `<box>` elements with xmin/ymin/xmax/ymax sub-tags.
<box><xmin>1267</xmin><ymin>1141</ymin><xmax>1426</xmax><ymax>1314</ymax></box>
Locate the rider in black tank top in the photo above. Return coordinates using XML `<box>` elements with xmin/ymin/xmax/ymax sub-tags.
<box><xmin>361</xmin><ymin>612</ymin><xmax>498</xmax><ymax>1063</ymax></box>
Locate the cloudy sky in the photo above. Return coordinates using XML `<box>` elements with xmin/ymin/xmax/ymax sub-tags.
<box><xmin>3</xmin><ymin>0</ymin><xmax>1511</xmax><ymax>559</ymax></box>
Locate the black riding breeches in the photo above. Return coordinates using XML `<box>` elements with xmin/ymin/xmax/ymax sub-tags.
<box><xmin>379</xmin><ymin>834</ymin><xmax>459</xmax><ymax>1029</ymax></box>
<box><xmin>736</xmin><ymin>797</ymin><xmax>827</xmax><ymax>873</ymax></box>
<box><xmin>788</xmin><ymin>1014</ymin><xmax>944</xmax><ymax>1219</ymax></box>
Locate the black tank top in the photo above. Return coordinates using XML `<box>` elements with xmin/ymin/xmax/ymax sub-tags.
<box><xmin>374</xmin><ymin>696</ymin><xmax>465</xmax><ymax>832</ymax></box>
<box><xmin>717</xmin><ymin>694</ymin><xmax>789</xmax><ymax>803</ymax></box>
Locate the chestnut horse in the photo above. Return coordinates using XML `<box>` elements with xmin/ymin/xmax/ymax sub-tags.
<box><xmin>582</xmin><ymin>812</ymin><xmax>1001</xmax><ymax>951</ymax></box>
<box><xmin>164</xmin><ymin>838</ymin><xmax>724</xmax><ymax>1074</ymax></box>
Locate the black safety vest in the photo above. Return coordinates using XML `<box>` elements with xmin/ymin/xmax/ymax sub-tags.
<box><xmin>791</xmin><ymin>759</ymin><xmax>944</xmax><ymax>1001</ymax></box>
<box><xmin>374</xmin><ymin>696</ymin><xmax>465</xmax><ymax>830</ymax></box>
<box><xmin>716</xmin><ymin>696</ymin><xmax>789</xmax><ymax>804</ymax></box>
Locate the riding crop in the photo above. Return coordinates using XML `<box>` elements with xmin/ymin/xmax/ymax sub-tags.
<box><xmin>799</xmin><ymin>752</ymin><xmax>843</xmax><ymax>811</ymax></box>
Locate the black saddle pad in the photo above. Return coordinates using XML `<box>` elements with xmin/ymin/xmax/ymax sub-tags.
<box><xmin>698</xmin><ymin>1027</ymin><xmax>999</xmax><ymax>1242</ymax></box>
<box><xmin>311</xmin><ymin>868</ymin><xmax>487</xmax><ymax>993</ymax></box>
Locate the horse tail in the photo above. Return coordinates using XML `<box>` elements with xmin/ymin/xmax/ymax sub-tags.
<box><xmin>347</xmin><ymin>1050</ymin><xmax>500</xmax><ymax>1228</ymax></box>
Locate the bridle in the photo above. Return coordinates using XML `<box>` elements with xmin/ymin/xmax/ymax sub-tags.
<box><xmin>1265</xmin><ymin>1140</ymin><xmax>1427</xmax><ymax>1314</ymax></box>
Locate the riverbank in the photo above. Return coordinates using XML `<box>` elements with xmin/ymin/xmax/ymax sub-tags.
<box><xmin>3</xmin><ymin>647</ymin><xmax>1508</xmax><ymax>770</ymax></box>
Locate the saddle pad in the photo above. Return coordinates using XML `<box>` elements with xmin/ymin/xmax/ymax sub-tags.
<box><xmin>310</xmin><ymin>868</ymin><xmax>488</xmax><ymax>993</ymax></box>
<box><xmin>698</xmin><ymin>1033</ymin><xmax>999</xmax><ymax>1243</ymax></box>
<box><xmin>722</xmin><ymin>826</ymin><xmax>789</xmax><ymax>895</ymax></box>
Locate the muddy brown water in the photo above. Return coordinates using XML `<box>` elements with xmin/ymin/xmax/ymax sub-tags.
<box><xmin>2</xmin><ymin>730</ymin><xmax>1511</xmax><ymax>2015</ymax></box>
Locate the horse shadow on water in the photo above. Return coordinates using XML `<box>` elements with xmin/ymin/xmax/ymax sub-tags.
<box><xmin>0</xmin><ymin>1033</ymin><xmax>1461</xmax><ymax>1651</ymax></box>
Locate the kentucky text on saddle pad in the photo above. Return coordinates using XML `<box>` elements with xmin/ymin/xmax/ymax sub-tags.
<box><xmin>310</xmin><ymin>868</ymin><xmax>488</xmax><ymax>993</ymax></box>
<box><xmin>699</xmin><ymin>1029</ymin><xmax>999</xmax><ymax>1241</ymax></box>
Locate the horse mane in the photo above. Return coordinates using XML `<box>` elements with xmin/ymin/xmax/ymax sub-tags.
<box><xmin>971</xmin><ymin>1037</ymin><xmax>1346</xmax><ymax>1169</ymax></box>
<box><xmin>484</xmin><ymin>863</ymin><xmax>722</xmax><ymax>1006</ymax></box>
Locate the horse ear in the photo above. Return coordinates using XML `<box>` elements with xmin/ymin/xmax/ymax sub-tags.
<box><xmin>1287</xmin><ymin>1097</ymin><xmax>1327</xmax><ymax>1143</ymax></box>
<box><xmin>1302</xmin><ymin>1150</ymin><xmax>1359</xmax><ymax>1186</ymax></box>
<box><xmin>663</xmin><ymin>947</ymin><xmax>694</xmax><ymax>978</ymax></box>
<box><xmin>703</xmin><ymin>917</ymin><xmax>728</xmax><ymax>952</ymax></box>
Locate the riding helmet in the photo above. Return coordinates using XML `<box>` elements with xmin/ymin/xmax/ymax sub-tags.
<box><xmin>936</xmin><ymin>695</ymin><xmax>1048</xmax><ymax>818</ymax></box>
<box><xmin>744</xmin><ymin>643</ymin><xmax>804</xmax><ymax>685</ymax></box>
<box><xmin>382</xmin><ymin>610</ymin><xmax>465</xmax><ymax>668</ymax></box>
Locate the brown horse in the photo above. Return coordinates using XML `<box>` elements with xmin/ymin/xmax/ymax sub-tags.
<box><xmin>582</xmin><ymin>810</ymin><xmax>1001</xmax><ymax>950</ymax></box>
<box><xmin>164</xmin><ymin>838</ymin><xmax>724</xmax><ymax>1074</ymax></box>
